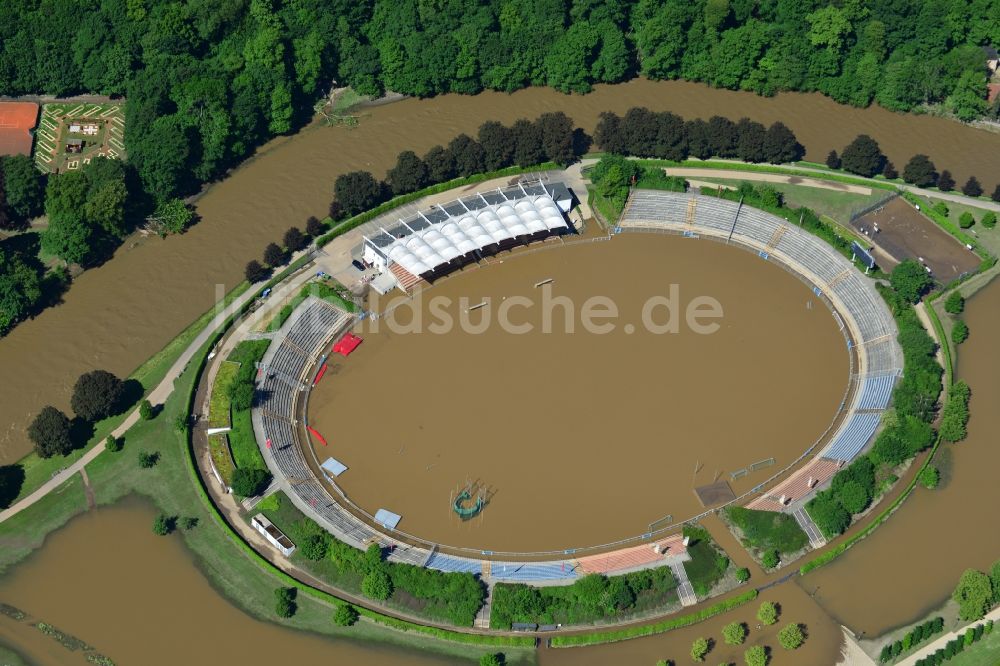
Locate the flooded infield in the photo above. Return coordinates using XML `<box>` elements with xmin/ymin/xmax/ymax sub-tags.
<box><xmin>308</xmin><ymin>234</ymin><xmax>849</xmax><ymax>553</ymax></box>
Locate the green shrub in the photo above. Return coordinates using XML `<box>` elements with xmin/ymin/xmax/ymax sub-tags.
<box><xmin>806</xmin><ymin>490</ymin><xmax>851</xmax><ymax>538</ymax></box>
<box><xmin>944</xmin><ymin>292</ymin><xmax>965</xmax><ymax>314</ymax></box>
<box><xmin>958</xmin><ymin>211</ymin><xmax>975</xmax><ymax>228</ymax></box>
<box><xmin>723</xmin><ymin>622</ymin><xmax>746</xmax><ymax>645</ymax></box>
<box><xmin>779</xmin><ymin>623</ymin><xmax>804</xmax><ymax>649</ymax></box>
<box><xmin>152</xmin><ymin>514</ymin><xmax>174</xmax><ymax>535</ymax></box>
<box><xmin>333</xmin><ymin>604</ymin><xmax>359</xmax><ymax>626</ymax></box>
<box><xmin>139</xmin><ymin>399</ymin><xmax>154</xmax><ymax>420</ymax></box>
<box><xmin>933</xmin><ymin>201</ymin><xmax>949</xmax><ymax>216</ymax></box>
<box><xmin>479</xmin><ymin>654</ymin><xmax>505</xmax><ymax>666</ymax></box>
<box><xmin>757</xmin><ymin>601</ymin><xmax>778</xmax><ymax>625</ymax></box>
<box><xmin>275</xmin><ymin>587</ymin><xmax>297</xmax><ymax>618</ymax></box>
<box><xmin>918</xmin><ymin>465</ymin><xmax>939</xmax><ymax>489</ymax></box>
<box><xmin>761</xmin><ymin>550</ymin><xmax>779</xmax><ymax>569</ymax></box>
<box><xmin>105</xmin><ymin>434</ymin><xmax>123</xmax><ymax>452</ymax></box>
<box><xmin>952</xmin><ymin>319</ymin><xmax>969</xmax><ymax>344</ymax></box>
<box><xmin>138</xmin><ymin>451</ymin><xmax>159</xmax><ymax>468</ymax></box>
<box><xmin>744</xmin><ymin>645</ymin><xmax>767</xmax><ymax>666</ymax></box>
<box><xmin>939</xmin><ymin>381</ymin><xmax>971</xmax><ymax>442</ymax></box>
<box><xmin>230</xmin><ymin>467</ymin><xmax>271</xmax><ymax>497</ymax></box>
<box><xmin>981</xmin><ymin>211</ymin><xmax>997</xmax><ymax>228</ymax></box>
<box><xmin>735</xmin><ymin>567</ymin><xmax>750</xmax><ymax>583</ymax></box>
<box><xmin>691</xmin><ymin>637</ymin><xmax>709</xmax><ymax>661</ymax></box>
<box><xmin>361</xmin><ymin>569</ymin><xmax>393</xmax><ymax>601</ymax></box>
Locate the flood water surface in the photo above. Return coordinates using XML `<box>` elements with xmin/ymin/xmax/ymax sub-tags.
<box><xmin>3</xmin><ymin>79</ymin><xmax>1000</xmax><ymax>464</ymax></box>
<box><xmin>309</xmin><ymin>235</ymin><xmax>848</xmax><ymax>552</ymax></box>
<box><xmin>0</xmin><ymin>500</ymin><xmax>472</xmax><ymax>666</ymax></box>
<box><xmin>803</xmin><ymin>278</ymin><xmax>1000</xmax><ymax>636</ymax></box>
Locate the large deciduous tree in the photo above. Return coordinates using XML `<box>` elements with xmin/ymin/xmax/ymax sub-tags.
<box><xmin>902</xmin><ymin>154</ymin><xmax>938</xmax><ymax>187</ymax></box>
<box><xmin>71</xmin><ymin>369</ymin><xmax>124</xmax><ymax>421</ymax></box>
<box><xmin>28</xmin><ymin>406</ymin><xmax>74</xmax><ymax>458</ymax></box>
<box><xmin>840</xmin><ymin>135</ymin><xmax>884</xmax><ymax>177</ymax></box>
<box><xmin>333</xmin><ymin>171</ymin><xmax>383</xmax><ymax>216</ymax></box>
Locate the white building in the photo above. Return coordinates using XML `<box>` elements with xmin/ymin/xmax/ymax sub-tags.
<box><xmin>362</xmin><ymin>180</ymin><xmax>574</xmax><ymax>292</ymax></box>
<box><xmin>251</xmin><ymin>514</ymin><xmax>296</xmax><ymax>557</ymax></box>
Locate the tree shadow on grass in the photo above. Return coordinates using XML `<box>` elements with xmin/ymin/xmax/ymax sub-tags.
<box><xmin>69</xmin><ymin>417</ymin><xmax>95</xmax><ymax>453</ymax></box>
<box><xmin>115</xmin><ymin>378</ymin><xmax>144</xmax><ymax>415</ymax></box>
<box><xmin>0</xmin><ymin>464</ymin><xmax>26</xmax><ymax>508</ymax></box>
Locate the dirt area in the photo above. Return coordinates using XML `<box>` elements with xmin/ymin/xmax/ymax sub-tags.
<box><xmin>851</xmin><ymin>197</ymin><xmax>980</xmax><ymax>282</ymax></box>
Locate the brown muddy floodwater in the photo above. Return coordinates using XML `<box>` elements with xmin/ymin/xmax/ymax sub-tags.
<box><xmin>0</xmin><ymin>498</ymin><xmax>849</xmax><ymax>666</ymax></box>
<box><xmin>309</xmin><ymin>235</ymin><xmax>848</xmax><ymax>552</ymax></box>
<box><xmin>803</xmin><ymin>277</ymin><xmax>1000</xmax><ymax>637</ymax></box>
<box><xmin>4</xmin><ymin>78</ymin><xmax>1000</xmax><ymax>464</ymax></box>
<box><xmin>0</xmin><ymin>499</ymin><xmax>471</xmax><ymax>666</ymax></box>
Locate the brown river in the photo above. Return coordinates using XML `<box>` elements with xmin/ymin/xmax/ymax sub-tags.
<box><xmin>4</xmin><ymin>78</ymin><xmax>1000</xmax><ymax>464</ymax></box>
<box><xmin>2</xmin><ymin>79</ymin><xmax>1000</xmax><ymax>664</ymax></box>
<box><xmin>0</xmin><ymin>498</ymin><xmax>845</xmax><ymax>665</ymax></box>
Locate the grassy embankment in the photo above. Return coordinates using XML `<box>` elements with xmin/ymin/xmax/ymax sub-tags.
<box><xmin>6</xmin><ymin>283</ymin><xmax>250</xmax><ymax>505</ymax></box>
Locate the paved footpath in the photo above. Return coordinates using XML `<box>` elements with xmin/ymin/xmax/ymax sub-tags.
<box><xmin>0</xmin><ymin>273</ymin><xmax>268</xmax><ymax>524</ymax></box>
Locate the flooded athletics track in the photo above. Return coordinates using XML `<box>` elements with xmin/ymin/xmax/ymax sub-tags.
<box><xmin>4</xmin><ymin>78</ymin><xmax>1000</xmax><ymax>464</ymax></box>
<box><xmin>803</xmin><ymin>277</ymin><xmax>1000</xmax><ymax>637</ymax></box>
<box><xmin>308</xmin><ymin>234</ymin><xmax>848</xmax><ymax>553</ymax></box>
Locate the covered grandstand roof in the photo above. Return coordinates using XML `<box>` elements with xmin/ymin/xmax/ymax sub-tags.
<box><xmin>365</xmin><ymin>181</ymin><xmax>572</xmax><ymax>277</ymax></box>
<box><xmin>0</xmin><ymin>102</ymin><xmax>38</xmax><ymax>156</ymax></box>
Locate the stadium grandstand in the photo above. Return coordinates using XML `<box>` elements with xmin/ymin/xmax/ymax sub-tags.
<box><xmin>620</xmin><ymin>190</ymin><xmax>904</xmax><ymax>517</ymax></box>
<box><xmin>362</xmin><ymin>180</ymin><xmax>573</xmax><ymax>293</ymax></box>
<box><xmin>239</xmin><ymin>189</ymin><xmax>906</xmax><ymax>589</ymax></box>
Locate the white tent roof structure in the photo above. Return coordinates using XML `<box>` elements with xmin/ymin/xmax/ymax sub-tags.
<box><xmin>364</xmin><ymin>182</ymin><xmax>571</xmax><ymax>278</ymax></box>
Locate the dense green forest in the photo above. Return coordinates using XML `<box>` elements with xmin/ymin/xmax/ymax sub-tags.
<box><xmin>2</xmin><ymin>0</ymin><xmax>999</xmax><ymax>201</ymax></box>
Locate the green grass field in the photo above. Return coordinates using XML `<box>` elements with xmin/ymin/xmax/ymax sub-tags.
<box><xmin>725</xmin><ymin>506</ymin><xmax>808</xmax><ymax>555</ymax></box>
<box><xmin>208</xmin><ymin>361</ymin><xmax>239</xmax><ymax>428</ymax></box>
<box><xmin>208</xmin><ymin>433</ymin><xmax>236</xmax><ymax>487</ymax></box>
<box><xmin>687</xmin><ymin>175</ymin><xmax>886</xmax><ymax>223</ymax></box>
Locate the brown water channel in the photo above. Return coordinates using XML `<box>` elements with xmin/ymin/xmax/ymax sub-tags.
<box><xmin>4</xmin><ymin>79</ymin><xmax>1000</xmax><ymax>464</ymax></box>
<box><xmin>0</xmin><ymin>497</ymin><xmax>850</xmax><ymax>665</ymax></box>
<box><xmin>804</xmin><ymin>278</ymin><xmax>1000</xmax><ymax>637</ymax></box>
<box><xmin>0</xmin><ymin>499</ymin><xmax>476</xmax><ymax>666</ymax></box>
<box><xmin>309</xmin><ymin>234</ymin><xmax>848</xmax><ymax>553</ymax></box>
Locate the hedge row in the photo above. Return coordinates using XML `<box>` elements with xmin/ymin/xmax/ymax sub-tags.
<box><xmin>549</xmin><ymin>590</ymin><xmax>758</xmax><ymax>647</ymax></box>
<box><xmin>914</xmin><ymin>619</ymin><xmax>994</xmax><ymax>665</ymax></box>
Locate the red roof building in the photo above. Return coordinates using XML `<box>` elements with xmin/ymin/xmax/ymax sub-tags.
<box><xmin>332</xmin><ymin>333</ymin><xmax>363</xmax><ymax>356</ymax></box>
<box><xmin>0</xmin><ymin>102</ymin><xmax>39</xmax><ymax>157</ymax></box>
<box><xmin>987</xmin><ymin>83</ymin><xmax>1000</xmax><ymax>105</ymax></box>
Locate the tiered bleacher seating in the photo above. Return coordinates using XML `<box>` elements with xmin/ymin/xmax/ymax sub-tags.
<box><xmin>425</xmin><ymin>552</ymin><xmax>483</xmax><ymax>575</ymax></box>
<box><xmin>576</xmin><ymin>533</ymin><xmax>687</xmax><ymax>575</ymax></box>
<box><xmin>624</xmin><ymin>190</ymin><xmax>904</xmax><ymax>509</ymax></box>
<box><xmin>819</xmin><ymin>412</ymin><xmax>882</xmax><ymax>462</ymax></box>
<box><xmin>857</xmin><ymin>373</ymin><xmax>898</xmax><ymax>410</ymax></box>
<box><xmin>489</xmin><ymin>561</ymin><xmax>578</xmax><ymax>582</ymax></box>
<box><xmin>745</xmin><ymin>457</ymin><xmax>843</xmax><ymax>511</ymax></box>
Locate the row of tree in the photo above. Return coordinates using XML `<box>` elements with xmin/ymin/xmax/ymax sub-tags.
<box><xmin>828</xmin><ymin>135</ymin><xmax>1000</xmax><ymax>200</ymax></box>
<box><xmin>27</xmin><ymin>369</ymin><xmax>137</xmax><ymax>458</ymax></box>
<box><xmin>329</xmin><ymin>112</ymin><xmax>579</xmax><ymax>221</ymax></box>
<box><xmin>595</xmin><ymin>109</ymin><xmax>804</xmax><ymax>164</ymax></box>
<box><xmin>913</xmin><ymin>619</ymin><xmax>994</xmax><ymax>666</ymax></box>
